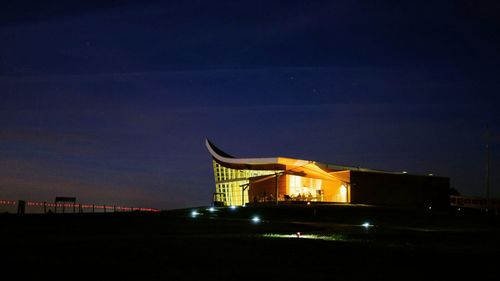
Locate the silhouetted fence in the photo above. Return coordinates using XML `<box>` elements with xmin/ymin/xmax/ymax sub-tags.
<box><xmin>450</xmin><ymin>195</ymin><xmax>499</xmax><ymax>211</ymax></box>
<box><xmin>0</xmin><ymin>198</ymin><xmax>160</xmax><ymax>214</ymax></box>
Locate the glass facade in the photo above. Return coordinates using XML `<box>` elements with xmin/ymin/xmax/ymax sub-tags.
<box><xmin>287</xmin><ymin>175</ymin><xmax>324</xmax><ymax>201</ymax></box>
<box><xmin>212</xmin><ymin>161</ymin><xmax>280</xmax><ymax>206</ymax></box>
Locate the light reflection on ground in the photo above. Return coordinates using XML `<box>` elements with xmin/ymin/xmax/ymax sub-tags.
<box><xmin>261</xmin><ymin>233</ymin><xmax>345</xmax><ymax>241</ymax></box>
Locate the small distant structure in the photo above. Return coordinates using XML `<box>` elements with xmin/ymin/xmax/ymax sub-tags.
<box><xmin>55</xmin><ymin>197</ymin><xmax>77</xmax><ymax>213</ymax></box>
<box><xmin>17</xmin><ymin>200</ymin><xmax>26</xmax><ymax>215</ymax></box>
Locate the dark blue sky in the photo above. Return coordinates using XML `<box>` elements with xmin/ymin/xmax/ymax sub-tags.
<box><xmin>1</xmin><ymin>0</ymin><xmax>499</xmax><ymax>209</ymax></box>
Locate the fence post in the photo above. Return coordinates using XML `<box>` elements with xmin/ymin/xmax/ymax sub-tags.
<box><xmin>43</xmin><ymin>202</ymin><xmax>47</xmax><ymax>214</ymax></box>
<box><xmin>17</xmin><ymin>200</ymin><xmax>25</xmax><ymax>215</ymax></box>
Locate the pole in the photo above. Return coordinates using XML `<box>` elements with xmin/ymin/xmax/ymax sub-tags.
<box><xmin>275</xmin><ymin>173</ymin><xmax>280</xmax><ymax>205</ymax></box>
<box><xmin>486</xmin><ymin>124</ymin><xmax>491</xmax><ymax>202</ymax></box>
<box><xmin>240</xmin><ymin>184</ymin><xmax>250</xmax><ymax>206</ymax></box>
<box><xmin>486</xmin><ymin>142</ymin><xmax>490</xmax><ymax>200</ymax></box>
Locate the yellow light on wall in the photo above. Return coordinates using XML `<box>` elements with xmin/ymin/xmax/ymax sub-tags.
<box><xmin>340</xmin><ymin>185</ymin><xmax>347</xmax><ymax>202</ymax></box>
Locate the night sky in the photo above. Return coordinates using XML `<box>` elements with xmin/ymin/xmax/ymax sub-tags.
<box><xmin>1</xmin><ymin>0</ymin><xmax>499</xmax><ymax>209</ymax></box>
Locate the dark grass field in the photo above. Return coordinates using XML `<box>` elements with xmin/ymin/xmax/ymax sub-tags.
<box><xmin>1</xmin><ymin>205</ymin><xmax>499</xmax><ymax>280</ymax></box>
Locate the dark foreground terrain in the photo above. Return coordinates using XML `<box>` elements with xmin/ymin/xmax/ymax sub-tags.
<box><xmin>1</xmin><ymin>204</ymin><xmax>499</xmax><ymax>280</ymax></box>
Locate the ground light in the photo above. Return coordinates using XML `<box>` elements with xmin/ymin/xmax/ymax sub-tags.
<box><xmin>361</xmin><ymin>222</ymin><xmax>373</xmax><ymax>228</ymax></box>
<box><xmin>191</xmin><ymin>210</ymin><xmax>199</xmax><ymax>218</ymax></box>
<box><xmin>229</xmin><ymin>205</ymin><xmax>237</xmax><ymax>210</ymax></box>
<box><xmin>252</xmin><ymin>216</ymin><xmax>261</xmax><ymax>223</ymax></box>
<box><xmin>208</xmin><ymin>207</ymin><xmax>215</xmax><ymax>212</ymax></box>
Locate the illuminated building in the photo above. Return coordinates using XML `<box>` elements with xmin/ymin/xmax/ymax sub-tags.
<box><xmin>206</xmin><ymin>139</ymin><xmax>450</xmax><ymax>207</ymax></box>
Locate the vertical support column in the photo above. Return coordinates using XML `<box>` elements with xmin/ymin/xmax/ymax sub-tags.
<box><xmin>275</xmin><ymin>173</ymin><xmax>280</xmax><ymax>205</ymax></box>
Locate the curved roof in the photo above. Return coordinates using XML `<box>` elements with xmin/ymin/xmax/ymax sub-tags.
<box><xmin>205</xmin><ymin>138</ymin><xmax>235</xmax><ymax>159</ymax></box>
<box><xmin>205</xmin><ymin>138</ymin><xmax>338</xmax><ymax>180</ymax></box>
<box><xmin>205</xmin><ymin>138</ymin><xmax>430</xmax><ymax>180</ymax></box>
<box><xmin>205</xmin><ymin>138</ymin><xmax>282</xmax><ymax>167</ymax></box>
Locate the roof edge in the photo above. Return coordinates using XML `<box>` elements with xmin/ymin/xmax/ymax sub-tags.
<box><xmin>205</xmin><ymin>138</ymin><xmax>280</xmax><ymax>165</ymax></box>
